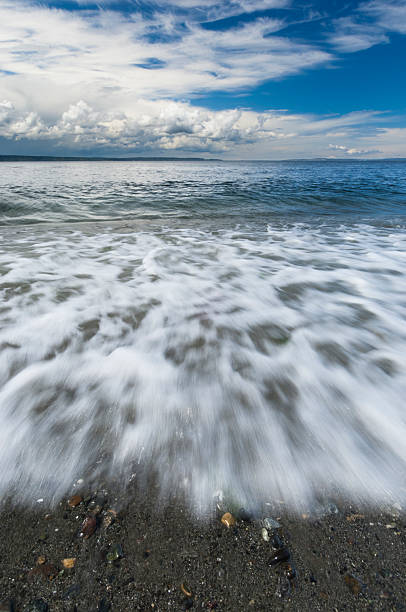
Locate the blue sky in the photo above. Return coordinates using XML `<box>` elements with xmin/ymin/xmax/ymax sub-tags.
<box><xmin>0</xmin><ymin>0</ymin><xmax>405</xmax><ymax>158</ymax></box>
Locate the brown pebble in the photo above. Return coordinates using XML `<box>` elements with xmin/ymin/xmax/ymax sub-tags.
<box><xmin>80</xmin><ymin>515</ymin><xmax>97</xmax><ymax>539</ymax></box>
<box><xmin>344</xmin><ymin>573</ymin><xmax>364</xmax><ymax>595</ymax></box>
<box><xmin>68</xmin><ymin>494</ymin><xmax>83</xmax><ymax>508</ymax></box>
<box><xmin>62</xmin><ymin>558</ymin><xmax>76</xmax><ymax>569</ymax></box>
<box><xmin>28</xmin><ymin>563</ymin><xmax>58</xmax><ymax>581</ymax></box>
<box><xmin>221</xmin><ymin>512</ymin><xmax>236</xmax><ymax>528</ymax></box>
<box><xmin>37</xmin><ymin>555</ymin><xmax>46</xmax><ymax>565</ymax></box>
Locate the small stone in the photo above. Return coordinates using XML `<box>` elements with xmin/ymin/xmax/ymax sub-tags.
<box><xmin>68</xmin><ymin>495</ymin><xmax>82</xmax><ymax>508</ymax></box>
<box><xmin>221</xmin><ymin>512</ymin><xmax>236</xmax><ymax>528</ymax></box>
<box><xmin>80</xmin><ymin>515</ymin><xmax>97</xmax><ymax>539</ymax></box>
<box><xmin>103</xmin><ymin>509</ymin><xmax>117</xmax><ymax>529</ymax></box>
<box><xmin>385</xmin><ymin>523</ymin><xmax>397</xmax><ymax>529</ymax></box>
<box><xmin>261</xmin><ymin>527</ymin><xmax>269</xmax><ymax>542</ymax></box>
<box><xmin>37</xmin><ymin>556</ymin><xmax>46</xmax><ymax>565</ymax></box>
<box><xmin>62</xmin><ymin>558</ymin><xmax>76</xmax><ymax>569</ymax></box>
<box><xmin>269</xmin><ymin>547</ymin><xmax>290</xmax><ymax>566</ymax></box>
<box><xmin>270</xmin><ymin>534</ymin><xmax>284</xmax><ymax>550</ymax></box>
<box><xmin>237</xmin><ymin>507</ymin><xmax>253</xmax><ymax>521</ymax></box>
<box><xmin>28</xmin><ymin>564</ymin><xmax>58</xmax><ymax>581</ymax></box>
<box><xmin>344</xmin><ymin>573</ymin><xmax>365</xmax><ymax>595</ymax></box>
<box><xmin>106</xmin><ymin>543</ymin><xmax>123</xmax><ymax>563</ymax></box>
<box><xmin>263</xmin><ymin>517</ymin><xmax>281</xmax><ymax>530</ymax></box>
<box><xmin>183</xmin><ymin>598</ymin><xmax>193</xmax><ymax>610</ymax></box>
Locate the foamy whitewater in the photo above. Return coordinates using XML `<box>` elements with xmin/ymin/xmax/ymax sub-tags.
<box><xmin>1</xmin><ymin>160</ymin><xmax>406</xmax><ymax>512</ymax></box>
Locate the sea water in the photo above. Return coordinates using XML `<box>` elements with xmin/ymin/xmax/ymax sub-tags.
<box><xmin>0</xmin><ymin>160</ymin><xmax>406</xmax><ymax>511</ymax></box>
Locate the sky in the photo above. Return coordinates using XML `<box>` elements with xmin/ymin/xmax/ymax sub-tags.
<box><xmin>0</xmin><ymin>0</ymin><xmax>405</xmax><ymax>159</ymax></box>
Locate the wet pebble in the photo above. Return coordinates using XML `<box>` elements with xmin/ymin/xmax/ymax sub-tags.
<box><xmin>270</xmin><ymin>534</ymin><xmax>284</xmax><ymax>550</ymax></box>
<box><xmin>68</xmin><ymin>495</ymin><xmax>82</xmax><ymax>508</ymax></box>
<box><xmin>183</xmin><ymin>598</ymin><xmax>194</xmax><ymax>610</ymax></box>
<box><xmin>80</xmin><ymin>515</ymin><xmax>97</xmax><ymax>539</ymax></box>
<box><xmin>269</xmin><ymin>547</ymin><xmax>291</xmax><ymax>566</ymax></box>
<box><xmin>263</xmin><ymin>517</ymin><xmax>281</xmax><ymax>530</ymax></box>
<box><xmin>106</xmin><ymin>543</ymin><xmax>124</xmax><ymax>563</ymax></box>
<box><xmin>261</xmin><ymin>527</ymin><xmax>269</xmax><ymax>542</ymax></box>
<box><xmin>221</xmin><ymin>512</ymin><xmax>236</xmax><ymax>528</ymax></box>
<box><xmin>62</xmin><ymin>558</ymin><xmax>76</xmax><ymax>569</ymax></box>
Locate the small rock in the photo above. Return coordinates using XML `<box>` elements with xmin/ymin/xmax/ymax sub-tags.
<box><xmin>28</xmin><ymin>563</ymin><xmax>58</xmax><ymax>581</ymax></box>
<box><xmin>106</xmin><ymin>543</ymin><xmax>123</xmax><ymax>564</ymax></box>
<box><xmin>270</xmin><ymin>534</ymin><xmax>284</xmax><ymax>550</ymax></box>
<box><xmin>261</xmin><ymin>527</ymin><xmax>269</xmax><ymax>542</ymax></box>
<box><xmin>80</xmin><ymin>515</ymin><xmax>97</xmax><ymax>539</ymax></box>
<box><xmin>62</xmin><ymin>558</ymin><xmax>76</xmax><ymax>569</ymax></box>
<box><xmin>270</xmin><ymin>547</ymin><xmax>290</xmax><ymax>566</ymax></box>
<box><xmin>344</xmin><ymin>573</ymin><xmax>365</xmax><ymax>595</ymax></box>
<box><xmin>36</xmin><ymin>556</ymin><xmax>46</xmax><ymax>565</ymax></box>
<box><xmin>346</xmin><ymin>513</ymin><xmax>365</xmax><ymax>522</ymax></box>
<box><xmin>221</xmin><ymin>512</ymin><xmax>236</xmax><ymax>528</ymax></box>
<box><xmin>68</xmin><ymin>495</ymin><xmax>82</xmax><ymax>508</ymax></box>
<box><xmin>237</xmin><ymin>507</ymin><xmax>253</xmax><ymax>521</ymax></box>
<box><xmin>263</xmin><ymin>517</ymin><xmax>281</xmax><ymax>530</ymax></box>
<box><xmin>183</xmin><ymin>598</ymin><xmax>193</xmax><ymax>610</ymax></box>
<box><xmin>103</xmin><ymin>509</ymin><xmax>117</xmax><ymax>529</ymax></box>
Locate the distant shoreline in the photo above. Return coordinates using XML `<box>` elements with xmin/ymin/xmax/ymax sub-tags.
<box><xmin>0</xmin><ymin>155</ymin><xmax>405</xmax><ymax>163</ymax></box>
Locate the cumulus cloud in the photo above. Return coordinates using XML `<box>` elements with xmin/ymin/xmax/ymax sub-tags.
<box><xmin>328</xmin><ymin>143</ymin><xmax>380</xmax><ymax>156</ymax></box>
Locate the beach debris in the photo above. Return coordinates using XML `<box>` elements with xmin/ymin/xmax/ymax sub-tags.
<box><xmin>221</xmin><ymin>512</ymin><xmax>236</xmax><ymax>528</ymax></box>
<box><xmin>36</xmin><ymin>555</ymin><xmax>46</xmax><ymax>565</ymax></box>
<box><xmin>22</xmin><ymin>600</ymin><xmax>48</xmax><ymax>612</ymax></box>
<box><xmin>68</xmin><ymin>495</ymin><xmax>82</xmax><ymax>508</ymax></box>
<box><xmin>263</xmin><ymin>517</ymin><xmax>281</xmax><ymax>530</ymax></box>
<box><xmin>28</xmin><ymin>563</ymin><xmax>58</xmax><ymax>581</ymax></box>
<box><xmin>106</xmin><ymin>543</ymin><xmax>123</xmax><ymax>563</ymax></box>
<box><xmin>181</xmin><ymin>583</ymin><xmax>192</xmax><ymax>597</ymax></box>
<box><xmin>269</xmin><ymin>547</ymin><xmax>291</xmax><ymax>566</ymax></box>
<box><xmin>261</xmin><ymin>527</ymin><xmax>270</xmax><ymax>542</ymax></box>
<box><xmin>80</xmin><ymin>515</ymin><xmax>97</xmax><ymax>539</ymax></box>
<box><xmin>62</xmin><ymin>558</ymin><xmax>76</xmax><ymax>569</ymax></box>
<box><xmin>344</xmin><ymin>573</ymin><xmax>365</xmax><ymax>595</ymax></box>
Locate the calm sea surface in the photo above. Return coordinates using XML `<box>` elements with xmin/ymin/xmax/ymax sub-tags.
<box><xmin>1</xmin><ymin>160</ymin><xmax>406</xmax><ymax>510</ymax></box>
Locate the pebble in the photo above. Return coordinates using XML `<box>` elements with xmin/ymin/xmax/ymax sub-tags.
<box><xmin>263</xmin><ymin>517</ymin><xmax>281</xmax><ymax>530</ymax></box>
<box><xmin>106</xmin><ymin>543</ymin><xmax>124</xmax><ymax>563</ymax></box>
<box><xmin>103</xmin><ymin>509</ymin><xmax>117</xmax><ymax>529</ymax></box>
<box><xmin>269</xmin><ymin>548</ymin><xmax>291</xmax><ymax>566</ymax></box>
<box><xmin>80</xmin><ymin>515</ymin><xmax>97</xmax><ymax>539</ymax></box>
<box><xmin>68</xmin><ymin>495</ymin><xmax>82</xmax><ymax>508</ymax></box>
<box><xmin>261</xmin><ymin>527</ymin><xmax>270</xmax><ymax>542</ymax></box>
<box><xmin>221</xmin><ymin>512</ymin><xmax>236</xmax><ymax>528</ymax></box>
<box><xmin>270</xmin><ymin>534</ymin><xmax>284</xmax><ymax>550</ymax></box>
<box><xmin>62</xmin><ymin>558</ymin><xmax>76</xmax><ymax>569</ymax></box>
<box><xmin>36</xmin><ymin>556</ymin><xmax>46</xmax><ymax>565</ymax></box>
<box><xmin>344</xmin><ymin>573</ymin><xmax>365</xmax><ymax>595</ymax></box>
<box><xmin>183</xmin><ymin>598</ymin><xmax>194</xmax><ymax>610</ymax></box>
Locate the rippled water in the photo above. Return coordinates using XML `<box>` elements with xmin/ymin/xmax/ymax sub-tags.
<box><xmin>1</xmin><ymin>161</ymin><xmax>406</xmax><ymax>511</ymax></box>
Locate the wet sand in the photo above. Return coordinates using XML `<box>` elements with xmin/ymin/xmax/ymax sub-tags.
<box><xmin>0</xmin><ymin>483</ymin><xmax>405</xmax><ymax>611</ymax></box>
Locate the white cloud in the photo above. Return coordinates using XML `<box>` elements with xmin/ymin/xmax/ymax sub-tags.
<box><xmin>328</xmin><ymin>143</ymin><xmax>380</xmax><ymax>156</ymax></box>
<box><xmin>330</xmin><ymin>0</ymin><xmax>406</xmax><ymax>52</ymax></box>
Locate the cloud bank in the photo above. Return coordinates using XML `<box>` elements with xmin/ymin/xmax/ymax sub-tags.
<box><xmin>0</xmin><ymin>0</ymin><xmax>405</xmax><ymax>158</ymax></box>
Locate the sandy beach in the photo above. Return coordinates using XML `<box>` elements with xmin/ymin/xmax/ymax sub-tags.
<box><xmin>1</xmin><ymin>480</ymin><xmax>405</xmax><ymax>611</ymax></box>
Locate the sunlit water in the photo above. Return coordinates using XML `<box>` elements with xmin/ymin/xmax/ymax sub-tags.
<box><xmin>1</xmin><ymin>160</ymin><xmax>406</xmax><ymax>511</ymax></box>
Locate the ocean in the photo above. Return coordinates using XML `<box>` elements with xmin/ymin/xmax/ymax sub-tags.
<box><xmin>1</xmin><ymin>160</ymin><xmax>406</xmax><ymax>512</ymax></box>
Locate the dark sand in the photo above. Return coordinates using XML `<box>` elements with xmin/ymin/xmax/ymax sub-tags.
<box><xmin>1</xmin><ymin>483</ymin><xmax>405</xmax><ymax>611</ymax></box>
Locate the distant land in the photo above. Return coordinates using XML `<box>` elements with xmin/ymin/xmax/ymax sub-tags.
<box><xmin>0</xmin><ymin>155</ymin><xmax>405</xmax><ymax>163</ymax></box>
<box><xmin>0</xmin><ymin>155</ymin><xmax>221</xmax><ymax>162</ymax></box>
